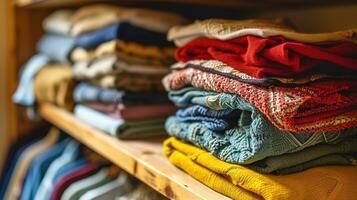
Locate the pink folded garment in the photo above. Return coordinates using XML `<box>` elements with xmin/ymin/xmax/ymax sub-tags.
<box><xmin>84</xmin><ymin>103</ymin><xmax>176</xmax><ymax>120</ymax></box>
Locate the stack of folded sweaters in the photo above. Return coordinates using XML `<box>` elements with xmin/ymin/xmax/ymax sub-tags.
<box><xmin>162</xmin><ymin>19</ymin><xmax>357</xmax><ymax>199</ymax></box>
<box><xmin>68</xmin><ymin>5</ymin><xmax>188</xmax><ymax>139</ymax></box>
<box><xmin>13</xmin><ymin>5</ymin><xmax>188</xmax><ymax>139</ymax></box>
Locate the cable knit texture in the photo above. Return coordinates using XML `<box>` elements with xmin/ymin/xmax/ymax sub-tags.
<box><xmin>163</xmin><ymin>69</ymin><xmax>357</xmax><ymax>133</ymax></box>
<box><xmin>165</xmin><ymin>116</ymin><xmax>356</xmax><ymax>164</ymax></box>
<box><xmin>165</xmin><ymin>88</ymin><xmax>357</xmax><ymax>163</ymax></box>
<box><xmin>176</xmin><ymin>105</ymin><xmax>240</xmax><ymax>131</ymax></box>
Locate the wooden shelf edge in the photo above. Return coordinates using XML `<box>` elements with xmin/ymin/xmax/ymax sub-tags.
<box><xmin>39</xmin><ymin>104</ymin><xmax>229</xmax><ymax>200</ymax></box>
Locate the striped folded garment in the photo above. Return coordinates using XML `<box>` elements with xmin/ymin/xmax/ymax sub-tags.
<box><xmin>163</xmin><ymin>68</ymin><xmax>357</xmax><ymax>133</ymax></box>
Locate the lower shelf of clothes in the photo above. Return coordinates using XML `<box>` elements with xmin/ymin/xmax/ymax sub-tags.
<box><xmin>0</xmin><ymin>125</ymin><xmax>170</xmax><ymax>200</ymax></box>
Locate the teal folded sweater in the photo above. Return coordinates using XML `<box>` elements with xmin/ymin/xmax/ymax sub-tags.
<box><xmin>166</xmin><ymin>87</ymin><xmax>357</xmax><ymax>164</ymax></box>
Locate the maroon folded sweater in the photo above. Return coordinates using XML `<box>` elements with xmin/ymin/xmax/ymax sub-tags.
<box><xmin>49</xmin><ymin>163</ymin><xmax>100</xmax><ymax>200</ymax></box>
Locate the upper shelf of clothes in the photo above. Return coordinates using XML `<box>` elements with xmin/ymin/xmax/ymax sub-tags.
<box><xmin>14</xmin><ymin>0</ymin><xmax>357</xmax><ymax>8</ymax></box>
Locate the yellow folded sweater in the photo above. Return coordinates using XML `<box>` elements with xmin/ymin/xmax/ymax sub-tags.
<box><xmin>163</xmin><ymin>137</ymin><xmax>357</xmax><ymax>200</ymax></box>
<box><xmin>34</xmin><ymin>65</ymin><xmax>75</xmax><ymax>110</ymax></box>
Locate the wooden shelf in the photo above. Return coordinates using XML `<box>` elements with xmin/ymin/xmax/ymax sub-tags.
<box><xmin>39</xmin><ymin>104</ymin><xmax>229</xmax><ymax>200</ymax></box>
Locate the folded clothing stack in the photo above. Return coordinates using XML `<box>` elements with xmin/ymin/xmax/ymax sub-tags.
<box><xmin>67</xmin><ymin>5</ymin><xmax>188</xmax><ymax>139</ymax></box>
<box><xmin>12</xmin><ymin>4</ymin><xmax>188</xmax><ymax>139</ymax></box>
<box><xmin>162</xmin><ymin>19</ymin><xmax>357</xmax><ymax>199</ymax></box>
<box><xmin>12</xmin><ymin>9</ymin><xmax>76</xmax><ymax>109</ymax></box>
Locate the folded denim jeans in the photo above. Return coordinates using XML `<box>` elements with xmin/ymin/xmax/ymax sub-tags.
<box><xmin>164</xmin><ymin>137</ymin><xmax>357</xmax><ymax>200</ymax></box>
<box><xmin>76</xmin><ymin>22</ymin><xmax>172</xmax><ymax>50</ymax></box>
<box><xmin>73</xmin><ymin>83</ymin><xmax>170</xmax><ymax>105</ymax></box>
<box><xmin>176</xmin><ymin>105</ymin><xmax>240</xmax><ymax>131</ymax></box>
<box><xmin>74</xmin><ymin>105</ymin><xmax>167</xmax><ymax>139</ymax></box>
<box><xmin>165</xmin><ymin>88</ymin><xmax>357</xmax><ymax>164</ymax></box>
<box><xmin>37</xmin><ymin>34</ymin><xmax>76</xmax><ymax>64</ymax></box>
<box><xmin>13</xmin><ymin>54</ymin><xmax>52</xmax><ymax>106</ymax></box>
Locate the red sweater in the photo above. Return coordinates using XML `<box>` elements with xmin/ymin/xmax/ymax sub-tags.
<box><xmin>176</xmin><ymin>36</ymin><xmax>357</xmax><ymax>78</ymax></box>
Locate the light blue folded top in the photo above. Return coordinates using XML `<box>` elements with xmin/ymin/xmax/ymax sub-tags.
<box><xmin>37</xmin><ymin>34</ymin><xmax>76</xmax><ymax>64</ymax></box>
<box><xmin>74</xmin><ymin>104</ymin><xmax>125</xmax><ymax>136</ymax></box>
<box><xmin>12</xmin><ymin>54</ymin><xmax>51</xmax><ymax>106</ymax></box>
<box><xmin>74</xmin><ymin>104</ymin><xmax>167</xmax><ymax>139</ymax></box>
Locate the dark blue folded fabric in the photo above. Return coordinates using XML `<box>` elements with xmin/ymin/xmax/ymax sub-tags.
<box><xmin>176</xmin><ymin>105</ymin><xmax>240</xmax><ymax>131</ymax></box>
<box><xmin>76</xmin><ymin>22</ymin><xmax>173</xmax><ymax>49</ymax></box>
<box><xmin>73</xmin><ymin>83</ymin><xmax>170</xmax><ymax>105</ymax></box>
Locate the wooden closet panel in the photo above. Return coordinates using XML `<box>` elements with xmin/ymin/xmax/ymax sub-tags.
<box><xmin>249</xmin><ymin>4</ymin><xmax>357</xmax><ymax>32</ymax></box>
<box><xmin>0</xmin><ymin>0</ymin><xmax>13</xmax><ymax>171</ymax></box>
